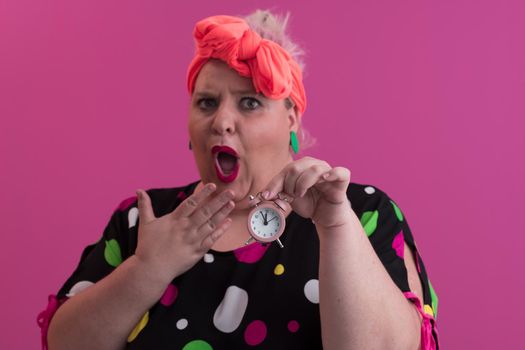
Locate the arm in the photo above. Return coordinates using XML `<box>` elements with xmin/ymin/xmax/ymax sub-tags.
<box><xmin>263</xmin><ymin>157</ymin><xmax>434</xmax><ymax>350</ymax></box>
<box><xmin>316</xmin><ymin>205</ymin><xmax>422</xmax><ymax>350</ymax></box>
<box><xmin>48</xmin><ymin>256</ymin><xmax>168</xmax><ymax>350</ymax></box>
<box><xmin>47</xmin><ymin>184</ymin><xmax>235</xmax><ymax>350</ymax></box>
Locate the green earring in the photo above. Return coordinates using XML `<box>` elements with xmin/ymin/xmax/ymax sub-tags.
<box><xmin>290</xmin><ymin>131</ymin><xmax>299</xmax><ymax>154</ymax></box>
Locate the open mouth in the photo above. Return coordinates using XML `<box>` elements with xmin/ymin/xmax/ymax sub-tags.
<box><xmin>212</xmin><ymin>145</ymin><xmax>240</xmax><ymax>183</ymax></box>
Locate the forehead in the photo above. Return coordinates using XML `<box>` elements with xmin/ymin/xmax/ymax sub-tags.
<box><xmin>193</xmin><ymin>59</ymin><xmax>256</xmax><ymax>94</ymax></box>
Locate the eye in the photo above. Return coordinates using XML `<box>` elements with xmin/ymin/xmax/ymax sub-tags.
<box><xmin>196</xmin><ymin>98</ymin><xmax>217</xmax><ymax>111</ymax></box>
<box><xmin>240</xmin><ymin>97</ymin><xmax>261</xmax><ymax>110</ymax></box>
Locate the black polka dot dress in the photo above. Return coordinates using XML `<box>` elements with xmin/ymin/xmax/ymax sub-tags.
<box><xmin>37</xmin><ymin>181</ymin><xmax>439</xmax><ymax>349</ymax></box>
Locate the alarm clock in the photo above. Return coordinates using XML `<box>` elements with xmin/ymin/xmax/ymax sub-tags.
<box><xmin>245</xmin><ymin>192</ymin><xmax>290</xmax><ymax>248</ymax></box>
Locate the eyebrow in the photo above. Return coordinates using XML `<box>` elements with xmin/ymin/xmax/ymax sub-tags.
<box><xmin>193</xmin><ymin>89</ymin><xmax>263</xmax><ymax>98</ymax></box>
<box><xmin>231</xmin><ymin>89</ymin><xmax>259</xmax><ymax>96</ymax></box>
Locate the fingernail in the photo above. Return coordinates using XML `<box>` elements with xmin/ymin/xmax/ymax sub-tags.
<box><xmin>323</xmin><ymin>173</ymin><xmax>330</xmax><ymax>179</ymax></box>
<box><xmin>262</xmin><ymin>191</ymin><xmax>270</xmax><ymax>199</ymax></box>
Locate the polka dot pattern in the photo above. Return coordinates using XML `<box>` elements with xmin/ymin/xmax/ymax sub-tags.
<box><xmin>392</xmin><ymin>230</ymin><xmax>405</xmax><ymax>259</ymax></box>
<box><xmin>244</xmin><ymin>320</ymin><xmax>267</xmax><ymax>346</ymax></box>
<box><xmin>48</xmin><ymin>183</ymin><xmax>439</xmax><ymax>348</ymax></box>
<box><xmin>182</xmin><ymin>339</ymin><xmax>213</xmax><ymax>350</ymax></box>
<box><xmin>424</xmin><ymin>304</ymin><xmax>434</xmax><ymax>317</ymax></box>
<box><xmin>66</xmin><ymin>280</ymin><xmax>94</xmax><ymax>297</ymax></box>
<box><xmin>160</xmin><ymin>284</ymin><xmax>178</xmax><ymax>306</ymax></box>
<box><xmin>360</xmin><ymin>210</ymin><xmax>379</xmax><ymax>236</ymax></box>
<box><xmin>128</xmin><ymin>207</ymin><xmax>139</xmax><ymax>228</ymax></box>
<box><xmin>233</xmin><ymin>242</ymin><xmax>270</xmax><ymax>263</ymax></box>
<box><xmin>117</xmin><ymin>196</ymin><xmax>137</xmax><ymax>211</ymax></box>
<box><xmin>127</xmin><ymin>311</ymin><xmax>149</xmax><ymax>342</ymax></box>
<box><xmin>304</xmin><ymin>279</ymin><xmax>319</xmax><ymax>304</ymax></box>
<box><xmin>428</xmin><ymin>279</ymin><xmax>439</xmax><ymax>318</ymax></box>
<box><xmin>287</xmin><ymin>320</ymin><xmax>300</xmax><ymax>333</ymax></box>
<box><xmin>213</xmin><ymin>286</ymin><xmax>248</xmax><ymax>333</ymax></box>
<box><xmin>177</xmin><ymin>191</ymin><xmax>187</xmax><ymax>201</ymax></box>
<box><xmin>274</xmin><ymin>264</ymin><xmax>285</xmax><ymax>275</ymax></box>
<box><xmin>390</xmin><ymin>200</ymin><xmax>404</xmax><ymax>221</ymax></box>
<box><xmin>104</xmin><ymin>239</ymin><xmax>122</xmax><ymax>267</ymax></box>
<box><xmin>176</xmin><ymin>318</ymin><xmax>188</xmax><ymax>330</ymax></box>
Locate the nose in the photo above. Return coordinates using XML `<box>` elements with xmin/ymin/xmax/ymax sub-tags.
<box><xmin>211</xmin><ymin>100</ymin><xmax>236</xmax><ymax>135</ymax></box>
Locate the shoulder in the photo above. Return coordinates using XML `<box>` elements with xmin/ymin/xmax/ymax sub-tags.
<box><xmin>346</xmin><ymin>182</ymin><xmax>400</xmax><ymax>217</ymax></box>
<box><xmin>346</xmin><ymin>182</ymin><xmax>408</xmax><ymax>238</ymax></box>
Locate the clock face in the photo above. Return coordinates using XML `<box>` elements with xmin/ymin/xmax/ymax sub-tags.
<box><xmin>249</xmin><ymin>206</ymin><xmax>283</xmax><ymax>240</ymax></box>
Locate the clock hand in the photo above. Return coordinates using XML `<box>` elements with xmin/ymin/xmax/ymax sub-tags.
<box><xmin>267</xmin><ymin>216</ymin><xmax>277</xmax><ymax>223</ymax></box>
<box><xmin>260</xmin><ymin>211</ymin><xmax>268</xmax><ymax>225</ymax></box>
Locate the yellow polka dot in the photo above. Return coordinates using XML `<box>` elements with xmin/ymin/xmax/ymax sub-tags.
<box><xmin>423</xmin><ymin>304</ymin><xmax>434</xmax><ymax>317</ymax></box>
<box><xmin>274</xmin><ymin>264</ymin><xmax>285</xmax><ymax>275</ymax></box>
<box><xmin>127</xmin><ymin>311</ymin><xmax>149</xmax><ymax>342</ymax></box>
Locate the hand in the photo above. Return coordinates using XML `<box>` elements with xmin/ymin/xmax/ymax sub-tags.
<box><xmin>263</xmin><ymin>157</ymin><xmax>351</xmax><ymax>229</ymax></box>
<box><xmin>134</xmin><ymin>183</ymin><xmax>235</xmax><ymax>283</ymax></box>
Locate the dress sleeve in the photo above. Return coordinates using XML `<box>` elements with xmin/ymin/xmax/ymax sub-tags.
<box><xmin>36</xmin><ymin>195</ymin><xmax>139</xmax><ymax>350</ymax></box>
<box><xmin>353</xmin><ymin>186</ymin><xmax>440</xmax><ymax>349</ymax></box>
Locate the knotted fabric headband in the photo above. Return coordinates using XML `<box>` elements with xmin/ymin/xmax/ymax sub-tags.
<box><xmin>186</xmin><ymin>15</ymin><xmax>307</xmax><ymax>114</ymax></box>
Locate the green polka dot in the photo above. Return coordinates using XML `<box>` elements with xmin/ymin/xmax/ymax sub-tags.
<box><xmin>182</xmin><ymin>340</ymin><xmax>213</xmax><ymax>350</ymax></box>
<box><xmin>104</xmin><ymin>239</ymin><xmax>122</xmax><ymax>267</ymax></box>
<box><xmin>390</xmin><ymin>200</ymin><xmax>404</xmax><ymax>221</ymax></box>
<box><xmin>428</xmin><ymin>279</ymin><xmax>439</xmax><ymax>319</ymax></box>
<box><xmin>360</xmin><ymin>210</ymin><xmax>379</xmax><ymax>236</ymax></box>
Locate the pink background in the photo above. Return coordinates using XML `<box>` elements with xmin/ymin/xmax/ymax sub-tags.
<box><xmin>1</xmin><ymin>0</ymin><xmax>523</xmax><ymax>348</ymax></box>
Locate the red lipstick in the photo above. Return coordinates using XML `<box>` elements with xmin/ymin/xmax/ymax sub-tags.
<box><xmin>211</xmin><ymin>145</ymin><xmax>240</xmax><ymax>183</ymax></box>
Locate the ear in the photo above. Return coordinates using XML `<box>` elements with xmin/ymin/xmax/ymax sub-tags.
<box><xmin>287</xmin><ymin>105</ymin><xmax>301</xmax><ymax>133</ymax></box>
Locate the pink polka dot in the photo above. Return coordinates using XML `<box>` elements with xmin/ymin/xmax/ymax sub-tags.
<box><xmin>287</xmin><ymin>320</ymin><xmax>300</xmax><ymax>333</ymax></box>
<box><xmin>116</xmin><ymin>196</ymin><xmax>137</xmax><ymax>211</ymax></box>
<box><xmin>244</xmin><ymin>320</ymin><xmax>267</xmax><ymax>346</ymax></box>
<box><xmin>234</xmin><ymin>242</ymin><xmax>270</xmax><ymax>263</ymax></box>
<box><xmin>160</xmin><ymin>284</ymin><xmax>178</xmax><ymax>306</ymax></box>
<box><xmin>392</xmin><ymin>230</ymin><xmax>405</xmax><ymax>259</ymax></box>
<box><xmin>177</xmin><ymin>191</ymin><xmax>187</xmax><ymax>201</ymax></box>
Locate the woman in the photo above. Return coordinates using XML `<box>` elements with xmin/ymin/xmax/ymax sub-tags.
<box><xmin>38</xmin><ymin>11</ymin><xmax>439</xmax><ymax>349</ymax></box>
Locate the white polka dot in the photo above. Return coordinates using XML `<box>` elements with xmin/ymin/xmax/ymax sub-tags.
<box><xmin>364</xmin><ymin>186</ymin><xmax>375</xmax><ymax>194</ymax></box>
<box><xmin>128</xmin><ymin>207</ymin><xmax>139</xmax><ymax>228</ymax></box>
<box><xmin>66</xmin><ymin>281</ymin><xmax>94</xmax><ymax>297</ymax></box>
<box><xmin>213</xmin><ymin>285</ymin><xmax>248</xmax><ymax>333</ymax></box>
<box><xmin>304</xmin><ymin>279</ymin><xmax>319</xmax><ymax>304</ymax></box>
<box><xmin>176</xmin><ymin>318</ymin><xmax>188</xmax><ymax>330</ymax></box>
<box><xmin>204</xmin><ymin>253</ymin><xmax>214</xmax><ymax>263</ymax></box>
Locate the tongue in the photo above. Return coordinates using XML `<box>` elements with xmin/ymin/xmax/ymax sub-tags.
<box><xmin>218</xmin><ymin>153</ymin><xmax>237</xmax><ymax>174</ymax></box>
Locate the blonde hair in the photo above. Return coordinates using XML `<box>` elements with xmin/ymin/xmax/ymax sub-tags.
<box><xmin>243</xmin><ymin>9</ymin><xmax>316</xmax><ymax>152</ymax></box>
<box><xmin>243</xmin><ymin>10</ymin><xmax>306</xmax><ymax>71</ymax></box>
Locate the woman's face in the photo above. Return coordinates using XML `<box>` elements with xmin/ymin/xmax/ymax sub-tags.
<box><xmin>188</xmin><ymin>59</ymin><xmax>299</xmax><ymax>205</ymax></box>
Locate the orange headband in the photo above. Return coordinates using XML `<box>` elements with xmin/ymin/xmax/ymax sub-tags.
<box><xmin>187</xmin><ymin>15</ymin><xmax>307</xmax><ymax>114</ymax></box>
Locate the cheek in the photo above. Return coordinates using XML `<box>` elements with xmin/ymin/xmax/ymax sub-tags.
<box><xmin>188</xmin><ymin>118</ymin><xmax>208</xmax><ymax>144</ymax></box>
<box><xmin>241</xmin><ymin>122</ymin><xmax>289</xmax><ymax>155</ymax></box>
<box><xmin>243</xmin><ymin>115</ymin><xmax>290</xmax><ymax>150</ymax></box>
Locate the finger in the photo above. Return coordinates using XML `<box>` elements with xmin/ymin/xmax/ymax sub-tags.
<box><xmin>136</xmin><ymin>189</ymin><xmax>156</xmax><ymax>224</ymax></box>
<box><xmin>295</xmin><ymin>164</ymin><xmax>331</xmax><ymax>198</ymax></box>
<box><xmin>196</xmin><ymin>200</ymin><xmax>235</xmax><ymax>236</ymax></box>
<box><xmin>322</xmin><ymin>166</ymin><xmax>351</xmax><ymax>184</ymax></box>
<box><xmin>283</xmin><ymin>162</ymin><xmax>307</xmax><ymax>197</ymax></box>
<box><xmin>264</xmin><ymin>158</ymin><xmax>310</xmax><ymax>199</ymax></box>
<box><xmin>173</xmin><ymin>183</ymin><xmax>216</xmax><ymax>218</ymax></box>
<box><xmin>191</xmin><ymin>189</ymin><xmax>235</xmax><ymax>226</ymax></box>
<box><xmin>199</xmin><ymin>218</ymin><xmax>232</xmax><ymax>251</ymax></box>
